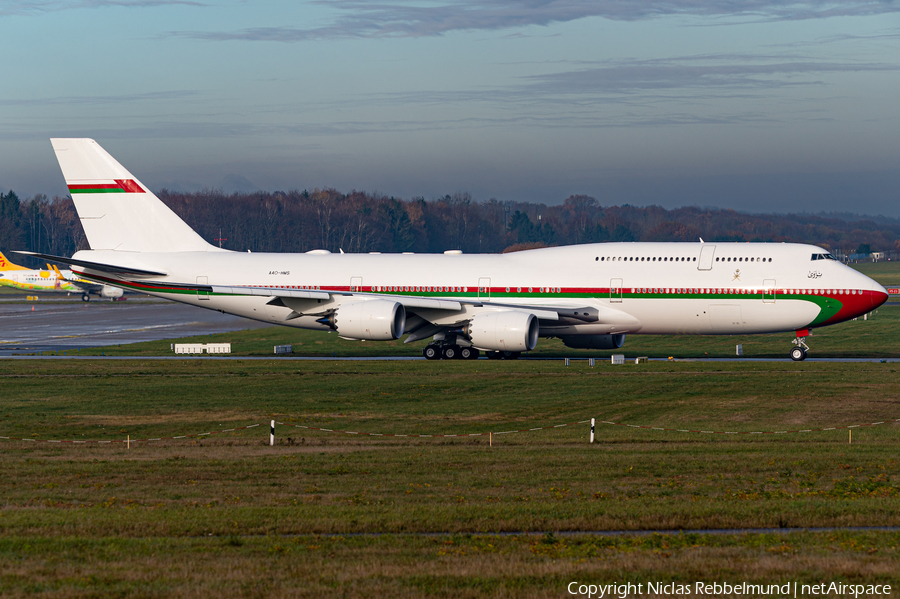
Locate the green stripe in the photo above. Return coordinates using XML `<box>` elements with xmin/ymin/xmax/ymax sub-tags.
<box><xmin>106</xmin><ymin>281</ymin><xmax>845</xmax><ymax>327</ymax></box>
<box><xmin>69</xmin><ymin>188</ymin><xmax>125</xmax><ymax>194</ymax></box>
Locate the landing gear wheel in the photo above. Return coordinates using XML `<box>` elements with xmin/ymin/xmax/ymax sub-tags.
<box><xmin>486</xmin><ymin>351</ymin><xmax>502</xmax><ymax>360</ymax></box>
<box><xmin>501</xmin><ymin>351</ymin><xmax>520</xmax><ymax>360</ymax></box>
<box><xmin>466</xmin><ymin>348</ymin><xmax>480</xmax><ymax>360</ymax></box>
<box><xmin>459</xmin><ymin>347</ymin><xmax>474</xmax><ymax>360</ymax></box>
<box><xmin>441</xmin><ymin>345</ymin><xmax>458</xmax><ymax>360</ymax></box>
<box><xmin>790</xmin><ymin>347</ymin><xmax>807</xmax><ymax>361</ymax></box>
<box><xmin>423</xmin><ymin>345</ymin><xmax>440</xmax><ymax>360</ymax></box>
<box><xmin>81</xmin><ymin>294</ymin><xmax>90</xmax><ymax>302</ymax></box>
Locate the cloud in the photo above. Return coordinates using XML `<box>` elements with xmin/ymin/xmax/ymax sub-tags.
<box><xmin>170</xmin><ymin>0</ymin><xmax>900</xmax><ymax>42</ymax></box>
<box><xmin>519</xmin><ymin>57</ymin><xmax>900</xmax><ymax>95</ymax></box>
<box><xmin>0</xmin><ymin>90</ymin><xmax>199</xmax><ymax>107</ymax></box>
<box><xmin>0</xmin><ymin>0</ymin><xmax>202</xmax><ymax>16</ymax></box>
<box><xmin>345</xmin><ymin>53</ymin><xmax>900</xmax><ymax>112</ymax></box>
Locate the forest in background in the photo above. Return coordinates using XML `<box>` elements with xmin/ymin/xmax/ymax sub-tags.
<box><xmin>1</xmin><ymin>187</ymin><xmax>898</xmax><ymax>268</ymax></box>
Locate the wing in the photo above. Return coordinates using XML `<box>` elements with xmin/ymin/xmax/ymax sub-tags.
<box><xmin>212</xmin><ymin>285</ymin><xmax>639</xmax><ymax>341</ymax></box>
<box><xmin>14</xmin><ymin>251</ymin><xmax>166</xmax><ymax>276</ymax></box>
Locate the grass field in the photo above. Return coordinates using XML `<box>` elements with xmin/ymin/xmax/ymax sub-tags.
<box><xmin>1</xmin><ymin>359</ymin><xmax>899</xmax><ymax>596</ymax></box>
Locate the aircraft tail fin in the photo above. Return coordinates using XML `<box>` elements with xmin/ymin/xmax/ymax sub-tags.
<box><xmin>50</xmin><ymin>138</ymin><xmax>217</xmax><ymax>253</ymax></box>
<box><xmin>0</xmin><ymin>251</ymin><xmax>29</xmax><ymax>270</ymax></box>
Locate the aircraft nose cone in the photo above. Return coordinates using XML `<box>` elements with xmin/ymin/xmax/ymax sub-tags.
<box><xmin>870</xmin><ymin>288</ymin><xmax>889</xmax><ymax>310</ymax></box>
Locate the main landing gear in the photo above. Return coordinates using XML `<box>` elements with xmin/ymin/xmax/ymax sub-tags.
<box><xmin>790</xmin><ymin>329</ymin><xmax>810</xmax><ymax>361</ymax></box>
<box><xmin>423</xmin><ymin>343</ymin><xmax>481</xmax><ymax>360</ymax></box>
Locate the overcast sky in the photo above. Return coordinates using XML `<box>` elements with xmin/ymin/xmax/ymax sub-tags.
<box><xmin>1</xmin><ymin>1</ymin><xmax>899</xmax><ymax>216</ymax></box>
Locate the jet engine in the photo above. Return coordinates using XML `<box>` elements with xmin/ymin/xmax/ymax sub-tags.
<box><xmin>100</xmin><ymin>285</ymin><xmax>124</xmax><ymax>298</ymax></box>
<box><xmin>560</xmin><ymin>334</ymin><xmax>626</xmax><ymax>350</ymax></box>
<box><xmin>466</xmin><ymin>311</ymin><xmax>539</xmax><ymax>352</ymax></box>
<box><xmin>331</xmin><ymin>300</ymin><xmax>406</xmax><ymax>341</ymax></box>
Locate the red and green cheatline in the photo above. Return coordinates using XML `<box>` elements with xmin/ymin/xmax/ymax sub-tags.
<box><xmin>67</xmin><ymin>179</ymin><xmax>145</xmax><ymax>194</ymax></box>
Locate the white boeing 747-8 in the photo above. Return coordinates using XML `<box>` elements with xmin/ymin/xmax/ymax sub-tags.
<box><xmin>18</xmin><ymin>139</ymin><xmax>888</xmax><ymax>361</ymax></box>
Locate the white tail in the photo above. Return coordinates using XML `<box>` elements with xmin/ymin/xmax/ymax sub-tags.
<box><xmin>51</xmin><ymin>139</ymin><xmax>215</xmax><ymax>253</ymax></box>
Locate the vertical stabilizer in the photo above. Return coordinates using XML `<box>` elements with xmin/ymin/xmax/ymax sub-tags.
<box><xmin>0</xmin><ymin>251</ymin><xmax>29</xmax><ymax>270</ymax></box>
<box><xmin>50</xmin><ymin>139</ymin><xmax>215</xmax><ymax>253</ymax></box>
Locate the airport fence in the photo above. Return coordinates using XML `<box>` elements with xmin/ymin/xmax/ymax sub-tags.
<box><xmin>1</xmin><ymin>416</ymin><xmax>898</xmax><ymax>447</ymax></box>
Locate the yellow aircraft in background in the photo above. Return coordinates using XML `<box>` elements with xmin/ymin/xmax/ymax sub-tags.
<box><xmin>0</xmin><ymin>251</ymin><xmax>123</xmax><ymax>301</ymax></box>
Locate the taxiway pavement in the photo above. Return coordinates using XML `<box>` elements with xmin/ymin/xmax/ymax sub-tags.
<box><xmin>0</xmin><ymin>297</ymin><xmax>268</xmax><ymax>356</ymax></box>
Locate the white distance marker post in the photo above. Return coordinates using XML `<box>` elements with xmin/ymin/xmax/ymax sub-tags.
<box><xmin>270</xmin><ymin>420</ymin><xmax>275</xmax><ymax>446</ymax></box>
<box><xmin>590</xmin><ymin>418</ymin><xmax>595</xmax><ymax>444</ymax></box>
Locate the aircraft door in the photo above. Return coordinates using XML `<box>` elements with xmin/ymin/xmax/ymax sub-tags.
<box><xmin>698</xmin><ymin>245</ymin><xmax>716</xmax><ymax>270</ymax></box>
<box><xmin>763</xmin><ymin>279</ymin><xmax>776</xmax><ymax>303</ymax></box>
<box><xmin>610</xmin><ymin>278</ymin><xmax>623</xmax><ymax>303</ymax></box>
<box><xmin>350</xmin><ymin>276</ymin><xmax>363</xmax><ymax>292</ymax></box>
<box><xmin>478</xmin><ymin>277</ymin><xmax>491</xmax><ymax>299</ymax></box>
<box><xmin>197</xmin><ymin>276</ymin><xmax>209</xmax><ymax>300</ymax></box>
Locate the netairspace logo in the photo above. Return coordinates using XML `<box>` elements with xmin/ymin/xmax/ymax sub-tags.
<box><xmin>567</xmin><ymin>581</ymin><xmax>892</xmax><ymax>598</ymax></box>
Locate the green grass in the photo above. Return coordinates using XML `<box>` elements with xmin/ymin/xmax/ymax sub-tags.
<box><xmin>3</xmin><ymin>355</ymin><xmax>900</xmax><ymax>594</ymax></box>
<box><xmin>66</xmin><ymin>304</ymin><xmax>900</xmax><ymax>358</ymax></box>
<box><xmin>1</xmin><ymin>532</ymin><xmax>897</xmax><ymax>598</ymax></box>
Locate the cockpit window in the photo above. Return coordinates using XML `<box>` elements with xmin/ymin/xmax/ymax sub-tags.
<box><xmin>811</xmin><ymin>253</ymin><xmax>837</xmax><ymax>261</ymax></box>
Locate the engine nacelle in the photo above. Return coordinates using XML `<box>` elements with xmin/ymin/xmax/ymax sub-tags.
<box><xmin>100</xmin><ymin>285</ymin><xmax>124</xmax><ymax>298</ymax></box>
<box><xmin>333</xmin><ymin>300</ymin><xmax>405</xmax><ymax>341</ymax></box>
<box><xmin>466</xmin><ymin>311</ymin><xmax>539</xmax><ymax>352</ymax></box>
<box><xmin>561</xmin><ymin>334</ymin><xmax>626</xmax><ymax>350</ymax></box>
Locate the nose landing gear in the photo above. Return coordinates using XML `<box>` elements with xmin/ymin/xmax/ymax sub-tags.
<box><xmin>790</xmin><ymin>329</ymin><xmax>810</xmax><ymax>361</ymax></box>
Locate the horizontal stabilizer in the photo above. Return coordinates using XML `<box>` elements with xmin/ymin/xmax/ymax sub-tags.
<box><xmin>13</xmin><ymin>251</ymin><xmax>167</xmax><ymax>277</ymax></box>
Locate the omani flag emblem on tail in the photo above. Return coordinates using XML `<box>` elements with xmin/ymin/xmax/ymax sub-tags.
<box><xmin>68</xmin><ymin>179</ymin><xmax>145</xmax><ymax>194</ymax></box>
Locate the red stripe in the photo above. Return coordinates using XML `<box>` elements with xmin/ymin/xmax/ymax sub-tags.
<box><xmin>116</xmin><ymin>179</ymin><xmax>145</xmax><ymax>193</ymax></box>
<box><xmin>67</xmin><ymin>180</ymin><xmax>145</xmax><ymax>193</ymax></box>
<box><xmin>68</xmin><ymin>184</ymin><xmax>119</xmax><ymax>190</ymax></box>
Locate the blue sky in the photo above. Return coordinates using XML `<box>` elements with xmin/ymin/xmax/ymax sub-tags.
<box><xmin>1</xmin><ymin>0</ymin><xmax>899</xmax><ymax>215</ymax></box>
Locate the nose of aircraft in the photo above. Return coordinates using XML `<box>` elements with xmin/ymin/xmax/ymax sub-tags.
<box><xmin>869</xmin><ymin>286</ymin><xmax>889</xmax><ymax>311</ymax></box>
<box><xmin>860</xmin><ymin>273</ymin><xmax>888</xmax><ymax>313</ymax></box>
<box><xmin>826</xmin><ymin>269</ymin><xmax>890</xmax><ymax>325</ymax></box>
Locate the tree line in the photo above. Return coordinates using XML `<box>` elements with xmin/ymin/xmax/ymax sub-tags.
<box><xmin>1</xmin><ymin>188</ymin><xmax>898</xmax><ymax>268</ymax></box>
